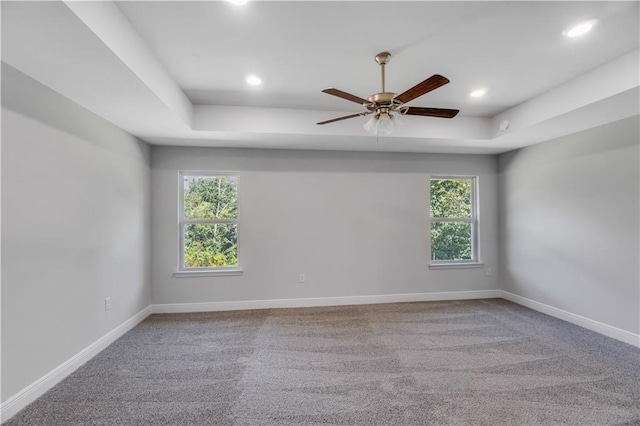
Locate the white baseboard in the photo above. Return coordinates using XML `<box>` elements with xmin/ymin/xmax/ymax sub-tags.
<box><xmin>151</xmin><ymin>289</ymin><xmax>502</xmax><ymax>314</ymax></box>
<box><xmin>0</xmin><ymin>306</ymin><xmax>153</xmax><ymax>423</ymax></box>
<box><xmin>500</xmin><ymin>290</ymin><xmax>640</xmax><ymax>348</ymax></box>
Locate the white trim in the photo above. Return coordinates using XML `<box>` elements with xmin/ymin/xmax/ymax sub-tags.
<box><xmin>429</xmin><ymin>175</ymin><xmax>480</xmax><ymax>263</ymax></box>
<box><xmin>152</xmin><ymin>290</ymin><xmax>502</xmax><ymax>313</ymax></box>
<box><xmin>183</xmin><ymin>219</ymin><xmax>237</xmax><ymax>225</ymax></box>
<box><xmin>173</xmin><ymin>268</ymin><xmax>243</xmax><ymax>278</ymax></box>
<box><xmin>0</xmin><ymin>306</ymin><xmax>153</xmax><ymax>423</ymax></box>
<box><xmin>501</xmin><ymin>290</ymin><xmax>640</xmax><ymax>348</ymax></box>
<box><xmin>431</xmin><ymin>217</ymin><xmax>473</xmax><ymax>223</ymax></box>
<box><xmin>178</xmin><ymin>172</ymin><xmax>240</xmax><ymax>272</ymax></box>
<box><xmin>429</xmin><ymin>262</ymin><xmax>484</xmax><ymax>270</ymax></box>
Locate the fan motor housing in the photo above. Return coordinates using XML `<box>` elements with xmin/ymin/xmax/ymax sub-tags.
<box><xmin>368</xmin><ymin>92</ymin><xmax>397</xmax><ymax>106</ymax></box>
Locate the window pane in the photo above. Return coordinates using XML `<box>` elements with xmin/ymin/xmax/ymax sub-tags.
<box><xmin>184</xmin><ymin>223</ymin><xmax>238</xmax><ymax>267</ymax></box>
<box><xmin>184</xmin><ymin>176</ymin><xmax>238</xmax><ymax>220</ymax></box>
<box><xmin>430</xmin><ymin>178</ymin><xmax>471</xmax><ymax>218</ymax></box>
<box><xmin>431</xmin><ymin>222</ymin><xmax>472</xmax><ymax>261</ymax></box>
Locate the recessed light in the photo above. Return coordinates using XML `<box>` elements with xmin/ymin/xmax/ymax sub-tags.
<box><xmin>246</xmin><ymin>75</ymin><xmax>262</xmax><ymax>86</ymax></box>
<box><xmin>563</xmin><ymin>20</ymin><xmax>597</xmax><ymax>38</ymax></box>
<box><xmin>227</xmin><ymin>0</ymin><xmax>248</xmax><ymax>5</ymax></box>
<box><xmin>470</xmin><ymin>89</ymin><xmax>486</xmax><ymax>98</ymax></box>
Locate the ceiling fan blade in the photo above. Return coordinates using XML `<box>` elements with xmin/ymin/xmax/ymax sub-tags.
<box><xmin>403</xmin><ymin>107</ymin><xmax>459</xmax><ymax>118</ymax></box>
<box><xmin>317</xmin><ymin>112</ymin><xmax>367</xmax><ymax>125</ymax></box>
<box><xmin>321</xmin><ymin>88</ymin><xmax>368</xmax><ymax>105</ymax></box>
<box><xmin>395</xmin><ymin>75</ymin><xmax>450</xmax><ymax>104</ymax></box>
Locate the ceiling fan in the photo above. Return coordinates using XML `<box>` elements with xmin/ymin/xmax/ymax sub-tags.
<box><xmin>317</xmin><ymin>52</ymin><xmax>459</xmax><ymax>135</ymax></box>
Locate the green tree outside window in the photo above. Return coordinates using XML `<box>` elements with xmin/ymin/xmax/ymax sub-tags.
<box><xmin>430</xmin><ymin>177</ymin><xmax>476</xmax><ymax>262</ymax></box>
<box><xmin>182</xmin><ymin>175</ymin><xmax>238</xmax><ymax>268</ymax></box>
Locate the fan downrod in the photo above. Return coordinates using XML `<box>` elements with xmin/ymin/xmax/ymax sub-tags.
<box><xmin>373</xmin><ymin>52</ymin><xmax>393</xmax><ymax>97</ymax></box>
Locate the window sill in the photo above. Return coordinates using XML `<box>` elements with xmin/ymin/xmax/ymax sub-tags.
<box><xmin>429</xmin><ymin>262</ymin><xmax>484</xmax><ymax>270</ymax></box>
<box><xmin>173</xmin><ymin>269</ymin><xmax>243</xmax><ymax>278</ymax></box>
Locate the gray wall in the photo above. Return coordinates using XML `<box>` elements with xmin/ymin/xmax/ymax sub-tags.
<box><xmin>499</xmin><ymin>116</ymin><xmax>640</xmax><ymax>334</ymax></box>
<box><xmin>151</xmin><ymin>147</ymin><xmax>499</xmax><ymax>305</ymax></box>
<box><xmin>1</xmin><ymin>64</ymin><xmax>152</xmax><ymax>400</ymax></box>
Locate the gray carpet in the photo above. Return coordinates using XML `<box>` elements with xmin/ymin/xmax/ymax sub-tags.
<box><xmin>5</xmin><ymin>299</ymin><xmax>640</xmax><ymax>425</ymax></box>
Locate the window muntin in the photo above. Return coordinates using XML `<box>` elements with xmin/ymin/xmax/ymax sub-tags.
<box><xmin>179</xmin><ymin>173</ymin><xmax>238</xmax><ymax>270</ymax></box>
<box><xmin>430</xmin><ymin>176</ymin><xmax>478</xmax><ymax>263</ymax></box>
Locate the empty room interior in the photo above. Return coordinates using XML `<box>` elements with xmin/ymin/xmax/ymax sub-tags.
<box><xmin>1</xmin><ymin>1</ymin><xmax>639</xmax><ymax>424</ymax></box>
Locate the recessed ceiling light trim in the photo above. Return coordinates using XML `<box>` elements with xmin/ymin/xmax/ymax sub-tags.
<box><xmin>246</xmin><ymin>75</ymin><xmax>262</xmax><ymax>86</ymax></box>
<box><xmin>563</xmin><ymin>19</ymin><xmax>598</xmax><ymax>38</ymax></box>
<box><xmin>227</xmin><ymin>0</ymin><xmax>248</xmax><ymax>5</ymax></box>
<box><xmin>470</xmin><ymin>89</ymin><xmax>487</xmax><ymax>98</ymax></box>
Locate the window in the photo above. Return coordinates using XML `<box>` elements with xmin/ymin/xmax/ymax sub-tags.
<box><xmin>179</xmin><ymin>172</ymin><xmax>239</xmax><ymax>273</ymax></box>
<box><xmin>429</xmin><ymin>176</ymin><xmax>479</xmax><ymax>265</ymax></box>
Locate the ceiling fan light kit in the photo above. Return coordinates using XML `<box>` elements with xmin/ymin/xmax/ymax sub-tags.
<box><xmin>363</xmin><ymin>112</ymin><xmax>394</xmax><ymax>136</ymax></box>
<box><xmin>318</xmin><ymin>51</ymin><xmax>460</xmax><ymax>136</ymax></box>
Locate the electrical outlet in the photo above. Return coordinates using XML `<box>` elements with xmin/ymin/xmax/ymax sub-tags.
<box><xmin>298</xmin><ymin>274</ymin><xmax>306</xmax><ymax>283</ymax></box>
<box><xmin>486</xmin><ymin>268</ymin><xmax>493</xmax><ymax>277</ymax></box>
<box><xmin>105</xmin><ymin>297</ymin><xmax>111</xmax><ymax>311</ymax></box>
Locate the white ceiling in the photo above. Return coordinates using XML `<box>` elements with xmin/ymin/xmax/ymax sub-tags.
<box><xmin>2</xmin><ymin>1</ymin><xmax>639</xmax><ymax>154</ymax></box>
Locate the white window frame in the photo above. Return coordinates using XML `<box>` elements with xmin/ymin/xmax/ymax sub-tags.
<box><xmin>429</xmin><ymin>175</ymin><xmax>482</xmax><ymax>269</ymax></box>
<box><xmin>175</xmin><ymin>171</ymin><xmax>242</xmax><ymax>278</ymax></box>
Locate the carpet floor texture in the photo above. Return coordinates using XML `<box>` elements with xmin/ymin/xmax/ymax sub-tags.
<box><xmin>5</xmin><ymin>299</ymin><xmax>640</xmax><ymax>425</ymax></box>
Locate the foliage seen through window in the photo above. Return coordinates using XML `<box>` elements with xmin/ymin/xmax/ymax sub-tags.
<box><xmin>430</xmin><ymin>178</ymin><xmax>476</xmax><ymax>262</ymax></box>
<box><xmin>182</xmin><ymin>175</ymin><xmax>238</xmax><ymax>268</ymax></box>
